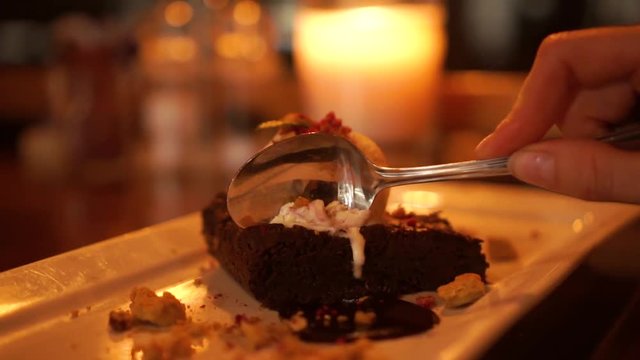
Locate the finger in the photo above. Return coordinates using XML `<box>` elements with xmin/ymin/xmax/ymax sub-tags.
<box><xmin>508</xmin><ymin>139</ymin><xmax>640</xmax><ymax>203</ymax></box>
<box><xmin>561</xmin><ymin>81</ymin><xmax>637</xmax><ymax>137</ymax></box>
<box><xmin>476</xmin><ymin>26</ymin><xmax>640</xmax><ymax>158</ymax></box>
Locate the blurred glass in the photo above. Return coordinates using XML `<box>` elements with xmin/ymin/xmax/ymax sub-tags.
<box><xmin>33</xmin><ymin>14</ymin><xmax>136</xmax><ymax>184</ymax></box>
<box><xmin>208</xmin><ymin>0</ymin><xmax>293</xmax><ymax>173</ymax></box>
<box><xmin>134</xmin><ymin>0</ymin><xmax>219</xmax><ymax>180</ymax></box>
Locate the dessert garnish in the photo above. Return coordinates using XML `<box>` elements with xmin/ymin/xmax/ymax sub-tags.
<box><xmin>258</xmin><ymin>112</ymin><xmax>352</xmax><ymax>139</ymax></box>
<box><xmin>283</xmin><ymin>296</ymin><xmax>439</xmax><ymax>343</ymax></box>
<box><xmin>436</xmin><ymin>273</ymin><xmax>487</xmax><ymax>308</ymax></box>
<box><xmin>109</xmin><ymin>287</ymin><xmax>187</xmax><ymax>331</ymax></box>
<box><xmin>108</xmin><ymin>286</ymin><xmax>382</xmax><ymax>359</ymax></box>
<box><xmin>270</xmin><ymin>197</ymin><xmax>370</xmax><ymax>278</ymax></box>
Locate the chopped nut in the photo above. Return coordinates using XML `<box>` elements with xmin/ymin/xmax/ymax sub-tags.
<box><xmin>286</xmin><ymin>311</ymin><xmax>308</xmax><ymax>332</ymax></box>
<box><xmin>129</xmin><ymin>287</ymin><xmax>187</xmax><ymax>327</ymax></box>
<box><xmin>354</xmin><ymin>310</ymin><xmax>376</xmax><ymax>326</ymax></box>
<box><xmin>131</xmin><ymin>324</ymin><xmax>208</xmax><ymax>360</ymax></box>
<box><xmin>437</xmin><ymin>273</ymin><xmax>487</xmax><ymax>308</ymax></box>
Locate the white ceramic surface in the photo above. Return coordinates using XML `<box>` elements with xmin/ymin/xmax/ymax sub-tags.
<box><xmin>1</xmin><ymin>182</ymin><xmax>638</xmax><ymax>360</ymax></box>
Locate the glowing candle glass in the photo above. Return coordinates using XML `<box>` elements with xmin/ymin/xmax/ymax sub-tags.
<box><xmin>294</xmin><ymin>0</ymin><xmax>446</xmax><ymax>144</ymax></box>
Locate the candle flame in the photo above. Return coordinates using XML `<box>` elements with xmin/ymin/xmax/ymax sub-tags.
<box><xmin>296</xmin><ymin>4</ymin><xmax>443</xmax><ymax>68</ymax></box>
<box><xmin>143</xmin><ymin>36</ymin><xmax>197</xmax><ymax>63</ymax></box>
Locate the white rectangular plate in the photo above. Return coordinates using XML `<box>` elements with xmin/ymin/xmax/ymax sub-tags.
<box><xmin>1</xmin><ymin>182</ymin><xmax>638</xmax><ymax>360</ymax></box>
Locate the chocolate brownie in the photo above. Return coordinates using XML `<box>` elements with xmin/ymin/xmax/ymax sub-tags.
<box><xmin>202</xmin><ymin>193</ymin><xmax>488</xmax><ymax>311</ymax></box>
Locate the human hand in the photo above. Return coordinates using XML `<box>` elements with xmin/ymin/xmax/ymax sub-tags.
<box><xmin>475</xmin><ymin>26</ymin><xmax>640</xmax><ymax>203</ymax></box>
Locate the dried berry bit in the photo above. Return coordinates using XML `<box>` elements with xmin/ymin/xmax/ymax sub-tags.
<box><xmin>307</xmin><ymin>112</ymin><xmax>352</xmax><ymax>137</ymax></box>
<box><xmin>437</xmin><ymin>273</ymin><xmax>487</xmax><ymax>308</ymax></box>
<box><xmin>292</xmin><ymin>196</ymin><xmax>311</xmax><ymax>209</ymax></box>
<box><xmin>415</xmin><ymin>295</ymin><xmax>436</xmax><ymax>309</ymax></box>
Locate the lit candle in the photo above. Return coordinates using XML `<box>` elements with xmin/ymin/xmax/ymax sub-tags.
<box><xmin>294</xmin><ymin>1</ymin><xmax>446</xmax><ymax>144</ymax></box>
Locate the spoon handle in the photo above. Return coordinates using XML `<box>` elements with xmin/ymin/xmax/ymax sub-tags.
<box><xmin>374</xmin><ymin>157</ymin><xmax>510</xmax><ymax>189</ymax></box>
<box><xmin>374</xmin><ymin>122</ymin><xmax>640</xmax><ymax>190</ymax></box>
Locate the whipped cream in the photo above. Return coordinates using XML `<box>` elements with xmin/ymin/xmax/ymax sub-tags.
<box><xmin>270</xmin><ymin>199</ymin><xmax>370</xmax><ymax>278</ymax></box>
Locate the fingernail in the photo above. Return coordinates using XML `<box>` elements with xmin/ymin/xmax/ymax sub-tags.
<box><xmin>509</xmin><ymin>150</ymin><xmax>555</xmax><ymax>186</ymax></box>
<box><xmin>474</xmin><ymin>134</ymin><xmax>495</xmax><ymax>158</ymax></box>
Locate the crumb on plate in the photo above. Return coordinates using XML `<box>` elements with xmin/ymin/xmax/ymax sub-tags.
<box><xmin>437</xmin><ymin>273</ymin><xmax>487</xmax><ymax>308</ymax></box>
<box><xmin>69</xmin><ymin>309</ymin><xmax>79</xmax><ymax>319</ymax></box>
<box><xmin>129</xmin><ymin>287</ymin><xmax>187</xmax><ymax>327</ymax></box>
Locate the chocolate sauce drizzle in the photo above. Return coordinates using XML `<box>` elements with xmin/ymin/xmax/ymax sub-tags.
<box><xmin>284</xmin><ymin>297</ymin><xmax>439</xmax><ymax>343</ymax></box>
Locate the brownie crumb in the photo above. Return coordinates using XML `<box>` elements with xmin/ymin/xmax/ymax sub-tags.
<box><xmin>129</xmin><ymin>287</ymin><xmax>187</xmax><ymax>327</ymax></box>
<box><xmin>109</xmin><ymin>310</ymin><xmax>134</xmax><ymax>332</ymax></box>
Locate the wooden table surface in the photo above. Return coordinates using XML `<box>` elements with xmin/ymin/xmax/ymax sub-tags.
<box><xmin>0</xmin><ymin>154</ymin><xmax>225</xmax><ymax>271</ymax></box>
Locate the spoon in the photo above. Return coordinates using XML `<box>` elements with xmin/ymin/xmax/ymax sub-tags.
<box><xmin>227</xmin><ymin>124</ymin><xmax>640</xmax><ymax>228</ymax></box>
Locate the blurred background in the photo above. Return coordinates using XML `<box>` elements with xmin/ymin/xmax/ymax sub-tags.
<box><xmin>1</xmin><ymin>0</ymin><xmax>639</xmax><ymax>271</ymax></box>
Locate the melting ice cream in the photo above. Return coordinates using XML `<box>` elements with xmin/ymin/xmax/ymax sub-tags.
<box><xmin>270</xmin><ymin>198</ymin><xmax>370</xmax><ymax>278</ymax></box>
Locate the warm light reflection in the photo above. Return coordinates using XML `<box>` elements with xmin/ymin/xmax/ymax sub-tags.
<box><xmin>145</xmin><ymin>36</ymin><xmax>197</xmax><ymax>63</ymax></box>
<box><xmin>233</xmin><ymin>0</ymin><xmax>261</xmax><ymax>26</ymax></box>
<box><xmin>165</xmin><ymin>1</ymin><xmax>194</xmax><ymax>27</ymax></box>
<box><xmin>215</xmin><ymin>32</ymin><xmax>266</xmax><ymax>61</ymax></box>
<box><xmin>0</xmin><ymin>299</ymin><xmax>36</xmax><ymax>317</ymax></box>
<box><xmin>402</xmin><ymin>191</ymin><xmax>442</xmax><ymax>211</ymax></box>
<box><xmin>386</xmin><ymin>190</ymin><xmax>442</xmax><ymax>214</ymax></box>
<box><xmin>572</xmin><ymin>218</ymin><xmax>584</xmax><ymax>233</ymax></box>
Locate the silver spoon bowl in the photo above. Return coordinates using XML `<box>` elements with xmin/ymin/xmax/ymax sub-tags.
<box><xmin>227</xmin><ymin>124</ymin><xmax>640</xmax><ymax>228</ymax></box>
<box><xmin>227</xmin><ymin>133</ymin><xmax>509</xmax><ymax>228</ymax></box>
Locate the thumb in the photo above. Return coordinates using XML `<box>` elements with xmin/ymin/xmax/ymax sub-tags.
<box><xmin>508</xmin><ymin>139</ymin><xmax>640</xmax><ymax>203</ymax></box>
